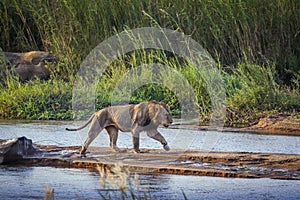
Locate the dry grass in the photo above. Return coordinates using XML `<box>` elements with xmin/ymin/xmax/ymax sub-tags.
<box><xmin>44</xmin><ymin>184</ymin><xmax>54</xmax><ymax>200</ymax></box>
<box><xmin>97</xmin><ymin>163</ymin><xmax>144</xmax><ymax>199</ymax></box>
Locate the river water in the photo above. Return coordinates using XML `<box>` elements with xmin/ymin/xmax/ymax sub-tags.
<box><xmin>0</xmin><ymin>120</ymin><xmax>299</xmax><ymax>199</ymax></box>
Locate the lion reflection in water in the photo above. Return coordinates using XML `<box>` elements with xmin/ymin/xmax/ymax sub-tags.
<box><xmin>66</xmin><ymin>101</ymin><xmax>173</xmax><ymax>154</ymax></box>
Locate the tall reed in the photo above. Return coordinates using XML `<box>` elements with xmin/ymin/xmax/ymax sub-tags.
<box><xmin>0</xmin><ymin>0</ymin><xmax>298</xmax><ymax>81</ymax></box>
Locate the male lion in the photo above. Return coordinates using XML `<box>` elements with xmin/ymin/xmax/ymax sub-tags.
<box><xmin>66</xmin><ymin>101</ymin><xmax>173</xmax><ymax>154</ymax></box>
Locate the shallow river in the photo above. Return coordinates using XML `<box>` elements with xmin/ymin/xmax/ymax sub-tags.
<box><xmin>0</xmin><ymin>120</ymin><xmax>299</xmax><ymax>199</ymax></box>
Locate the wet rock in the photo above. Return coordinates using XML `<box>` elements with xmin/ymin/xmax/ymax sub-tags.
<box><xmin>0</xmin><ymin>137</ymin><xmax>38</xmax><ymax>164</ymax></box>
<box><xmin>250</xmin><ymin>115</ymin><xmax>300</xmax><ymax>133</ymax></box>
<box><xmin>1</xmin><ymin>51</ymin><xmax>58</xmax><ymax>82</ymax></box>
<box><xmin>4</xmin><ymin>51</ymin><xmax>58</xmax><ymax>65</ymax></box>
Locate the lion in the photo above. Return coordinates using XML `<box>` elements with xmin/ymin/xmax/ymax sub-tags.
<box><xmin>66</xmin><ymin>100</ymin><xmax>173</xmax><ymax>154</ymax></box>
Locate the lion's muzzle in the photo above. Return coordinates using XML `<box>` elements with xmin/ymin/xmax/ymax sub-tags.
<box><xmin>163</xmin><ymin>118</ymin><xmax>173</xmax><ymax>127</ymax></box>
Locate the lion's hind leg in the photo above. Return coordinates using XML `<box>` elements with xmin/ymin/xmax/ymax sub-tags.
<box><xmin>105</xmin><ymin>126</ymin><xmax>120</xmax><ymax>152</ymax></box>
<box><xmin>81</xmin><ymin>117</ymin><xmax>103</xmax><ymax>154</ymax></box>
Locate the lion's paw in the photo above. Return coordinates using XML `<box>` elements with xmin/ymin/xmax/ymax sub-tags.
<box><xmin>163</xmin><ymin>145</ymin><xmax>170</xmax><ymax>151</ymax></box>
<box><xmin>134</xmin><ymin>149</ymin><xmax>141</xmax><ymax>153</ymax></box>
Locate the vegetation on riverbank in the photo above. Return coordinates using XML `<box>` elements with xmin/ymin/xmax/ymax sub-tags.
<box><xmin>0</xmin><ymin>0</ymin><xmax>299</xmax><ymax>126</ymax></box>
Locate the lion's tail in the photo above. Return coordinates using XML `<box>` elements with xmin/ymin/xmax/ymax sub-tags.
<box><xmin>65</xmin><ymin>114</ymin><xmax>95</xmax><ymax>131</ymax></box>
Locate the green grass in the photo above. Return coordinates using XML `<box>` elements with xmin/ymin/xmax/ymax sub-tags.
<box><xmin>224</xmin><ymin>62</ymin><xmax>300</xmax><ymax>126</ymax></box>
<box><xmin>1</xmin><ymin>50</ymin><xmax>298</xmax><ymax>126</ymax></box>
<box><xmin>0</xmin><ymin>0</ymin><xmax>299</xmax><ymax>125</ymax></box>
<box><xmin>0</xmin><ymin>57</ymin><xmax>299</xmax><ymax>125</ymax></box>
<box><xmin>0</xmin><ymin>77</ymin><xmax>73</xmax><ymax>120</ymax></box>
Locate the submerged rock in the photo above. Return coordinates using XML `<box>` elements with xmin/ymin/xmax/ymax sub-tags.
<box><xmin>0</xmin><ymin>137</ymin><xmax>38</xmax><ymax>164</ymax></box>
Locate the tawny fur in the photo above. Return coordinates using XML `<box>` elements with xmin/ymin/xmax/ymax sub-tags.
<box><xmin>66</xmin><ymin>101</ymin><xmax>173</xmax><ymax>154</ymax></box>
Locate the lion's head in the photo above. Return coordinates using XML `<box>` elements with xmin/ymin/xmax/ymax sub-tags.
<box><xmin>148</xmin><ymin>101</ymin><xmax>173</xmax><ymax>128</ymax></box>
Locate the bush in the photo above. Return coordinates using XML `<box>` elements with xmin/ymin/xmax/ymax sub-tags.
<box><xmin>0</xmin><ymin>78</ymin><xmax>73</xmax><ymax>120</ymax></box>
<box><xmin>225</xmin><ymin>62</ymin><xmax>300</xmax><ymax>126</ymax></box>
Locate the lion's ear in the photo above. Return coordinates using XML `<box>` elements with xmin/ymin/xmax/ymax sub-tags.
<box><xmin>150</xmin><ymin>100</ymin><xmax>158</xmax><ymax>104</ymax></box>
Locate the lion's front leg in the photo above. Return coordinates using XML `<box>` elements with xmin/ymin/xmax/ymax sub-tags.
<box><xmin>147</xmin><ymin>130</ymin><xmax>170</xmax><ymax>151</ymax></box>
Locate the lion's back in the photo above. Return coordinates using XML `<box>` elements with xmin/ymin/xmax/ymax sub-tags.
<box><xmin>105</xmin><ymin>104</ymin><xmax>135</xmax><ymax>132</ymax></box>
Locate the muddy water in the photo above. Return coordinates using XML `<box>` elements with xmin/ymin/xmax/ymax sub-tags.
<box><xmin>0</xmin><ymin>120</ymin><xmax>300</xmax><ymax>199</ymax></box>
